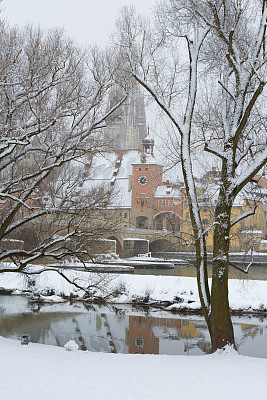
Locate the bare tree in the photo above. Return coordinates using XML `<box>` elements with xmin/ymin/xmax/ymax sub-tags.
<box><xmin>0</xmin><ymin>23</ymin><xmax>128</xmax><ymax>272</ymax></box>
<box><xmin>117</xmin><ymin>0</ymin><xmax>266</xmax><ymax>351</ymax></box>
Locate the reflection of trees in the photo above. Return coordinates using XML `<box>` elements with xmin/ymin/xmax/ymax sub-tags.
<box><xmin>1</xmin><ymin>300</ymin><xmax>265</xmax><ymax>356</ymax></box>
<box><xmin>101</xmin><ymin>313</ymin><xmax>117</xmax><ymax>353</ymax></box>
<box><xmin>72</xmin><ymin>317</ymin><xmax>87</xmax><ymax>351</ymax></box>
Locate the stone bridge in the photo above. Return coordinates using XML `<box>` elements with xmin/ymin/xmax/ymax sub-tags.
<box><xmin>104</xmin><ymin>228</ymin><xmax>184</xmax><ymax>256</ymax></box>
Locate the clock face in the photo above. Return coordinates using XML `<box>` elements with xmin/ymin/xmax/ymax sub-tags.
<box><xmin>138</xmin><ymin>175</ymin><xmax>148</xmax><ymax>186</ymax></box>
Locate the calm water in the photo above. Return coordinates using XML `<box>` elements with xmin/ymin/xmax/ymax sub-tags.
<box><xmin>135</xmin><ymin>252</ymin><xmax>267</xmax><ymax>280</ymax></box>
<box><xmin>135</xmin><ymin>264</ymin><xmax>267</xmax><ymax>280</ymax></box>
<box><xmin>0</xmin><ymin>296</ymin><xmax>267</xmax><ymax>358</ymax></box>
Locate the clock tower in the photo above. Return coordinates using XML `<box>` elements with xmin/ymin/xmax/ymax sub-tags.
<box><xmin>131</xmin><ymin>134</ymin><xmax>163</xmax><ymax>229</ymax></box>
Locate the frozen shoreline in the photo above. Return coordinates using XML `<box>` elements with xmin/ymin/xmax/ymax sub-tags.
<box><xmin>0</xmin><ymin>265</ymin><xmax>267</xmax><ymax>314</ymax></box>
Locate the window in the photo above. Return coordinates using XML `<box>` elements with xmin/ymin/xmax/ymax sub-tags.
<box><xmin>169</xmin><ymin>200</ymin><xmax>176</xmax><ymax>206</ymax></box>
<box><xmin>145</xmin><ymin>167</ymin><xmax>149</xmax><ymax>171</ymax></box>
<box><xmin>135</xmin><ymin>337</ymin><xmax>145</xmax><ymax>348</ymax></box>
<box><xmin>124</xmin><ymin>212</ymin><xmax>128</xmax><ymax>219</ymax></box>
<box><xmin>158</xmin><ymin>200</ymin><xmax>166</xmax><ymax>206</ymax></box>
<box><xmin>186</xmin><ymin>212</ymin><xmax>189</xmax><ymax>218</ymax></box>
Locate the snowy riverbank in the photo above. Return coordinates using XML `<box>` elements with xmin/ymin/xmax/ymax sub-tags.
<box><xmin>0</xmin><ymin>266</ymin><xmax>267</xmax><ymax>313</ymax></box>
<box><xmin>0</xmin><ymin>335</ymin><xmax>267</xmax><ymax>400</ymax></box>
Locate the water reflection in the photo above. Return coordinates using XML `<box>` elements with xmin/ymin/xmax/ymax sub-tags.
<box><xmin>128</xmin><ymin>316</ymin><xmax>210</xmax><ymax>355</ymax></box>
<box><xmin>0</xmin><ymin>296</ymin><xmax>266</xmax><ymax>358</ymax></box>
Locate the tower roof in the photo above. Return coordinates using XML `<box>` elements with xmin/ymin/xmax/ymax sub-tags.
<box><xmin>142</xmin><ymin>135</ymin><xmax>154</xmax><ymax>144</ymax></box>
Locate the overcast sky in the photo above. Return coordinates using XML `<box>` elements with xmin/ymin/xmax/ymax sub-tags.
<box><xmin>3</xmin><ymin>0</ymin><xmax>156</xmax><ymax>46</ymax></box>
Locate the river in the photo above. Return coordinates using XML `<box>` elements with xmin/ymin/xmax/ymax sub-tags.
<box><xmin>134</xmin><ymin>264</ymin><xmax>267</xmax><ymax>280</ymax></box>
<box><xmin>134</xmin><ymin>252</ymin><xmax>267</xmax><ymax>280</ymax></box>
<box><xmin>0</xmin><ymin>295</ymin><xmax>267</xmax><ymax>358</ymax></box>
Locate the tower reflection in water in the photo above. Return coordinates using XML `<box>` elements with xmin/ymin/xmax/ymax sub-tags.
<box><xmin>128</xmin><ymin>316</ymin><xmax>211</xmax><ymax>355</ymax></box>
<box><xmin>0</xmin><ymin>296</ymin><xmax>263</xmax><ymax>357</ymax></box>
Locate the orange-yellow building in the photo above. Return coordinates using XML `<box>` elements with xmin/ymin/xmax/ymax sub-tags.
<box><xmin>181</xmin><ymin>174</ymin><xmax>266</xmax><ymax>251</ymax></box>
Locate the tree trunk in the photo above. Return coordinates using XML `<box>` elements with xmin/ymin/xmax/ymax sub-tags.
<box><xmin>181</xmin><ymin>157</ymin><xmax>211</xmax><ymax>332</ymax></box>
<box><xmin>210</xmin><ymin>194</ymin><xmax>235</xmax><ymax>351</ymax></box>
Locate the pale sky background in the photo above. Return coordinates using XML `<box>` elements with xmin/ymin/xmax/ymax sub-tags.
<box><xmin>2</xmin><ymin>0</ymin><xmax>156</xmax><ymax>47</ymax></box>
<box><xmin>2</xmin><ymin>0</ymin><xmax>170</xmax><ymax>159</ymax></box>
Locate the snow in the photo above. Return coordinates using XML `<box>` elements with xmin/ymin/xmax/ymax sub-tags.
<box><xmin>0</xmin><ymin>335</ymin><xmax>267</xmax><ymax>400</ymax></box>
<box><xmin>230</xmin><ymin>148</ymin><xmax>267</xmax><ymax>194</ymax></box>
<box><xmin>154</xmin><ymin>185</ymin><xmax>181</xmax><ymax>198</ymax></box>
<box><xmin>81</xmin><ymin>148</ymin><xmax>169</xmax><ymax>208</ymax></box>
<box><xmin>124</xmin><ymin>237</ymin><xmax>149</xmax><ymax>241</ymax></box>
<box><xmin>241</xmin><ymin>230</ymin><xmax>262</xmax><ymax>234</ymax></box>
<box><xmin>64</xmin><ymin>340</ymin><xmax>79</xmax><ymax>352</ymax></box>
<box><xmin>1</xmin><ymin>267</ymin><xmax>267</xmax><ymax>312</ymax></box>
<box><xmin>29</xmin><ymin>294</ymin><xmax>68</xmax><ymax>303</ymax></box>
<box><xmin>131</xmin><ymin>154</ymin><xmax>160</xmax><ymax>165</ymax></box>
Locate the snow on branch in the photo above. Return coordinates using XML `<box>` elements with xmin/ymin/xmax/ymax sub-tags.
<box><xmin>230</xmin><ymin>207</ymin><xmax>257</xmax><ymax>229</ymax></box>
<box><xmin>3</xmin><ymin>210</ymin><xmax>48</xmax><ymax>238</ymax></box>
<box><xmin>0</xmin><ymin>193</ymin><xmax>35</xmax><ymax>210</ymax></box>
<box><xmin>229</xmin><ymin>147</ymin><xmax>267</xmax><ymax>196</ymax></box>
<box><xmin>233</xmin><ymin>81</ymin><xmax>266</xmax><ymax>150</ymax></box>
<box><xmin>204</xmin><ymin>143</ymin><xmax>226</xmax><ymax>160</ymax></box>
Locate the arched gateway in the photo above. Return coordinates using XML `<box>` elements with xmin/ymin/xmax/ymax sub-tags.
<box><xmin>154</xmin><ymin>212</ymin><xmax>180</xmax><ymax>232</ymax></box>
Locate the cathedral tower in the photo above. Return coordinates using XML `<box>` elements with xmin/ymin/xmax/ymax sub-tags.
<box><xmin>105</xmin><ymin>86</ymin><xmax>147</xmax><ymax>151</ymax></box>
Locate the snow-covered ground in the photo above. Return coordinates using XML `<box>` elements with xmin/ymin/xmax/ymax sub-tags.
<box><xmin>0</xmin><ymin>266</ymin><xmax>267</xmax><ymax>312</ymax></box>
<box><xmin>0</xmin><ymin>335</ymin><xmax>266</xmax><ymax>400</ymax></box>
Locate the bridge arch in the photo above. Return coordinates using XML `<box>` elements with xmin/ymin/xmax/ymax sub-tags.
<box><xmin>136</xmin><ymin>216</ymin><xmax>149</xmax><ymax>229</ymax></box>
<box><xmin>153</xmin><ymin>211</ymin><xmax>180</xmax><ymax>232</ymax></box>
<box><xmin>106</xmin><ymin>236</ymin><xmax>123</xmax><ymax>255</ymax></box>
<box><xmin>149</xmin><ymin>238</ymin><xmax>178</xmax><ymax>253</ymax></box>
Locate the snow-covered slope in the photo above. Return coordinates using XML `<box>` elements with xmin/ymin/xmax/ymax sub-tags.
<box><xmin>0</xmin><ymin>335</ymin><xmax>266</xmax><ymax>400</ymax></box>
